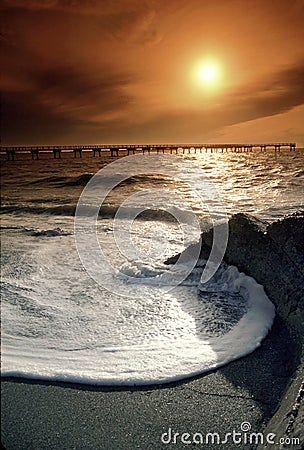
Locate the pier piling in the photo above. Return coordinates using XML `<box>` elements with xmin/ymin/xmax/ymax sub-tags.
<box><xmin>73</xmin><ymin>148</ymin><xmax>82</xmax><ymax>158</ymax></box>
<box><xmin>31</xmin><ymin>149</ymin><xmax>39</xmax><ymax>160</ymax></box>
<box><xmin>53</xmin><ymin>149</ymin><xmax>62</xmax><ymax>159</ymax></box>
<box><xmin>6</xmin><ymin>150</ymin><xmax>15</xmax><ymax>161</ymax></box>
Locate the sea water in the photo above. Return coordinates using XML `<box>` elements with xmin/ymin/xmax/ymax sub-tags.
<box><xmin>1</xmin><ymin>149</ymin><xmax>303</xmax><ymax>385</ymax></box>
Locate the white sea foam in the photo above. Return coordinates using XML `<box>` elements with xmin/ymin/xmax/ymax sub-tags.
<box><xmin>1</xmin><ymin>219</ymin><xmax>275</xmax><ymax>385</ymax></box>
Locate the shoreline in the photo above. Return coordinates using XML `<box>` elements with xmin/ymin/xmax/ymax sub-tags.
<box><xmin>1</xmin><ymin>316</ymin><xmax>295</xmax><ymax>450</ymax></box>
<box><xmin>2</xmin><ymin>212</ymin><xmax>304</xmax><ymax>449</ymax></box>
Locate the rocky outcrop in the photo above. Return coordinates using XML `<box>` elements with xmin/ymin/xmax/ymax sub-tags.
<box><xmin>257</xmin><ymin>363</ymin><xmax>304</xmax><ymax>450</ymax></box>
<box><xmin>166</xmin><ymin>212</ymin><xmax>304</xmax><ymax>448</ymax></box>
<box><xmin>221</xmin><ymin>213</ymin><xmax>304</xmax><ymax>449</ymax></box>
<box><xmin>217</xmin><ymin>213</ymin><xmax>304</xmax><ymax>357</ymax></box>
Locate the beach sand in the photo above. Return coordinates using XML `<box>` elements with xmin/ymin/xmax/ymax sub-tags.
<box><xmin>1</xmin><ymin>317</ymin><xmax>294</xmax><ymax>450</ymax></box>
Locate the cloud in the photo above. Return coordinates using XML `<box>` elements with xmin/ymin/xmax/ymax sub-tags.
<box><xmin>33</xmin><ymin>65</ymin><xmax>135</xmax><ymax>109</ymax></box>
<box><xmin>1</xmin><ymin>86</ymin><xmax>133</xmax><ymax>145</ymax></box>
<box><xmin>186</xmin><ymin>59</ymin><xmax>304</xmax><ymax>135</ymax></box>
<box><xmin>106</xmin><ymin>9</ymin><xmax>162</xmax><ymax>46</ymax></box>
<box><xmin>1</xmin><ymin>0</ymin><xmax>163</xmax><ymax>46</ymax></box>
<box><xmin>1</xmin><ymin>0</ymin><xmax>303</xmax><ymax>145</ymax></box>
<box><xmin>106</xmin><ymin>59</ymin><xmax>304</xmax><ymax>142</ymax></box>
<box><xmin>218</xmin><ymin>105</ymin><xmax>304</xmax><ymax>146</ymax></box>
<box><xmin>227</xmin><ymin>60</ymin><xmax>304</xmax><ymax>121</ymax></box>
<box><xmin>2</xmin><ymin>59</ymin><xmax>304</xmax><ymax>144</ymax></box>
<box><xmin>1</xmin><ymin>63</ymin><xmax>137</xmax><ymax>126</ymax></box>
<box><xmin>2</xmin><ymin>0</ymin><xmax>57</xmax><ymax>10</ymax></box>
<box><xmin>1</xmin><ymin>91</ymin><xmax>78</xmax><ymax>144</ymax></box>
<box><xmin>1</xmin><ymin>0</ymin><xmax>144</xmax><ymax>14</ymax></box>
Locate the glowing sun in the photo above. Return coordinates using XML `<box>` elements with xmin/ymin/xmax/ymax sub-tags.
<box><xmin>192</xmin><ymin>60</ymin><xmax>222</xmax><ymax>90</ymax></box>
<box><xmin>199</xmin><ymin>64</ymin><xmax>217</xmax><ymax>82</ymax></box>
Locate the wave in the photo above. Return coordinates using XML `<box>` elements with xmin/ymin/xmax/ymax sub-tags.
<box><xmin>0</xmin><ymin>204</ymin><xmax>181</xmax><ymax>222</ymax></box>
<box><xmin>294</xmin><ymin>169</ymin><xmax>304</xmax><ymax>178</ymax></box>
<box><xmin>30</xmin><ymin>175</ymin><xmax>74</xmax><ymax>184</ymax></box>
<box><xmin>1</xmin><ymin>205</ymin><xmax>77</xmax><ymax>216</ymax></box>
<box><xmin>31</xmin><ymin>228</ymin><xmax>71</xmax><ymax>237</ymax></box>
<box><xmin>29</xmin><ymin>173</ymin><xmax>94</xmax><ymax>187</ymax></box>
<box><xmin>29</xmin><ymin>173</ymin><xmax>172</xmax><ymax>188</ymax></box>
<box><xmin>117</xmin><ymin>174</ymin><xmax>172</xmax><ymax>187</ymax></box>
<box><xmin>58</xmin><ymin>174</ymin><xmax>94</xmax><ymax>187</ymax></box>
<box><xmin>0</xmin><ymin>225</ymin><xmax>71</xmax><ymax>237</ymax></box>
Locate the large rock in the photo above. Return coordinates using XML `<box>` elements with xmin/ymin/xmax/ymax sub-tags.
<box><xmin>166</xmin><ymin>212</ymin><xmax>304</xmax><ymax>448</ymax></box>
<box><xmin>221</xmin><ymin>213</ymin><xmax>304</xmax><ymax>450</ymax></box>
<box><xmin>220</xmin><ymin>213</ymin><xmax>304</xmax><ymax>356</ymax></box>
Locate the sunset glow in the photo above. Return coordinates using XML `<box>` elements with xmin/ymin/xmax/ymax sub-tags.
<box><xmin>1</xmin><ymin>1</ymin><xmax>303</xmax><ymax>145</ymax></box>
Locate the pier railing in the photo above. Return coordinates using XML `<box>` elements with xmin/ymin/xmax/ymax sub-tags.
<box><xmin>0</xmin><ymin>143</ymin><xmax>297</xmax><ymax>160</ymax></box>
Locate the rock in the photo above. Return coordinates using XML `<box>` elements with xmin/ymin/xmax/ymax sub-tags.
<box><xmin>165</xmin><ymin>212</ymin><xmax>304</xmax><ymax>448</ymax></box>
<box><xmin>257</xmin><ymin>364</ymin><xmax>304</xmax><ymax>450</ymax></box>
<box><xmin>222</xmin><ymin>213</ymin><xmax>304</xmax><ymax>356</ymax></box>
<box><xmin>222</xmin><ymin>213</ymin><xmax>304</xmax><ymax>448</ymax></box>
<box><xmin>267</xmin><ymin>212</ymin><xmax>304</xmax><ymax>276</ymax></box>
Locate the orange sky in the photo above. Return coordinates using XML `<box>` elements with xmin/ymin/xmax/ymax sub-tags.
<box><xmin>1</xmin><ymin>0</ymin><xmax>304</xmax><ymax>145</ymax></box>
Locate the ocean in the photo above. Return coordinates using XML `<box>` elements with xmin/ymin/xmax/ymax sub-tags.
<box><xmin>1</xmin><ymin>149</ymin><xmax>303</xmax><ymax>385</ymax></box>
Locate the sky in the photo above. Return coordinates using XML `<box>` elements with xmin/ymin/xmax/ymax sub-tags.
<box><xmin>1</xmin><ymin>0</ymin><xmax>304</xmax><ymax>146</ymax></box>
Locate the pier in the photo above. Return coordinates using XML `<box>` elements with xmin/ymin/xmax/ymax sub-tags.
<box><xmin>0</xmin><ymin>143</ymin><xmax>297</xmax><ymax>160</ymax></box>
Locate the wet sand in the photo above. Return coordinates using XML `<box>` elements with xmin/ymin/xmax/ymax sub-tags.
<box><xmin>1</xmin><ymin>317</ymin><xmax>295</xmax><ymax>450</ymax></box>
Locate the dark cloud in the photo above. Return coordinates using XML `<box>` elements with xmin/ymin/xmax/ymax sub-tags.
<box><xmin>104</xmin><ymin>9</ymin><xmax>162</xmax><ymax>45</ymax></box>
<box><xmin>1</xmin><ymin>0</ymin><xmax>162</xmax><ymax>57</ymax></box>
<box><xmin>1</xmin><ymin>91</ymin><xmax>77</xmax><ymax>144</ymax></box>
<box><xmin>1</xmin><ymin>0</ymin><xmax>147</xmax><ymax>15</ymax></box>
<box><xmin>30</xmin><ymin>65</ymin><xmax>136</xmax><ymax>116</ymax></box>
<box><xmin>228</xmin><ymin>61</ymin><xmax>304</xmax><ymax>119</ymax></box>
<box><xmin>0</xmin><ymin>4</ymin><xmax>142</xmax><ymax>143</ymax></box>
<box><xmin>1</xmin><ymin>64</ymin><xmax>137</xmax><ymax>143</ymax></box>
<box><xmin>1</xmin><ymin>0</ymin><xmax>161</xmax><ymax>43</ymax></box>
<box><xmin>1</xmin><ymin>89</ymin><xmax>129</xmax><ymax>145</ymax></box>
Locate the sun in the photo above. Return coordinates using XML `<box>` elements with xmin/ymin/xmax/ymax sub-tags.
<box><xmin>192</xmin><ymin>59</ymin><xmax>222</xmax><ymax>91</ymax></box>
<box><xmin>199</xmin><ymin>64</ymin><xmax>217</xmax><ymax>83</ymax></box>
